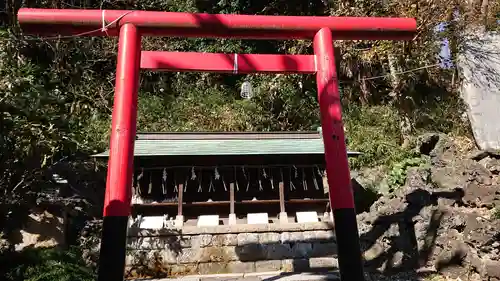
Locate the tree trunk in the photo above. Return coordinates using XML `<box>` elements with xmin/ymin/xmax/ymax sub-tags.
<box><xmin>480</xmin><ymin>0</ymin><xmax>489</xmax><ymax>26</ymax></box>
<box><xmin>359</xmin><ymin>72</ymin><xmax>369</xmax><ymax>105</ymax></box>
<box><xmin>388</xmin><ymin>53</ymin><xmax>412</xmax><ymax>147</ymax></box>
<box><xmin>388</xmin><ymin>53</ymin><xmax>401</xmax><ymax>95</ymax></box>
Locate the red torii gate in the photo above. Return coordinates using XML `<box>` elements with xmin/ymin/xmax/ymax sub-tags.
<box><xmin>18</xmin><ymin>8</ymin><xmax>416</xmax><ymax>281</ymax></box>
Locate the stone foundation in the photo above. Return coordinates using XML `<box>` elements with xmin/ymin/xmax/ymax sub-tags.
<box><xmin>125</xmin><ymin>222</ymin><xmax>337</xmax><ymax>278</ymax></box>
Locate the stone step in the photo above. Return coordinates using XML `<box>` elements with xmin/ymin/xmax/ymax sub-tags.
<box><xmin>132</xmin><ymin>272</ymin><xmax>340</xmax><ymax>281</ymax></box>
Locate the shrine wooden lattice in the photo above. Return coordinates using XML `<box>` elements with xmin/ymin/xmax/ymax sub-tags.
<box><xmin>17</xmin><ymin>8</ymin><xmax>416</xmax><ymax>281</ymax></box>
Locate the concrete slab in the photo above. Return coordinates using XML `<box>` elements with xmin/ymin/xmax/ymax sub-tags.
<box><xmin>296</xmin><ymin>211</ymin><xmax>319</xmax><ymax>223</ymax></box>
<box><xmin>138</xmin><ymin>216</ymin><xmax>166</xmax><ymax>229</ymax></box>
<box><xmin>228</xmin><ymin>214</ymin><xmax>237</xmax><ymax>225</ymax></box>
<box><xmin>175</xmin><ymin>215</ymin><xmax>184</xmax><ymax>228</ymax></box>
<box><xmin>197</xmin><ymin>215</ymin><xmax>220</xmax><ymax>227</ymax></box>
<box><xmin>247</xmin><ymin>213</ymin><xmax>269</xmax><ymax>225</ymax></box>
<box><xmin>278</xmin><ymin>212</ymin><xmax>289</xmax><ymax>224</ymax></box>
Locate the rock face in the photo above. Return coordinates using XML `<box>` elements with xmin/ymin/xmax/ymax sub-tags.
<box><xmin>357</xmin><ymin>134</ymin><xmax>500</xmax><ymax>280</ymax></box>
<box><xmin>10</xmin><ymin>208</ymin><xmax>66</xmax><ymax>251</ymax></box>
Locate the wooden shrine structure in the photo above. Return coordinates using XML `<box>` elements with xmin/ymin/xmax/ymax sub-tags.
<box><xmin>94</xmin><ymin>131</ymin><xmax>362</xmax><ymax>227</ymax></box>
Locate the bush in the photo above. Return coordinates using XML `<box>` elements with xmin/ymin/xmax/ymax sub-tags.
<box><xmin>344</xmin><ymin>105</ymin><xmax>411</xmax><ymax>170</ymax></box>
<box><xmin>1</xmin><ymin>247</ymin><xmax>95</xmax><ymax>281</ymax></box>
<box><xmin>386</xmin><ymin>157</ymin><xmax>430</xmax><ymax>191</ymax></box>
<box><xmin>493</xmin><ymin>208</ymin><xmax>500</xmax><ymax>220</ymax></box>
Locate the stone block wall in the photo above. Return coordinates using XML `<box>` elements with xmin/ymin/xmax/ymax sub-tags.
<box><xmin>125</xmin><ymin>223</ymin><xmax>338</xmax><ymax>278</ymax></box>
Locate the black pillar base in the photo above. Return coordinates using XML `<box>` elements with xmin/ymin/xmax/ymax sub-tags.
<box><xmin>333</xmin><ymin>208</ymin><xmax>365</xmax><ymax>281</ymax></box>
<box><xmin>97</xmin><ymin>216</ymin><xmax>129</xmax><ymax>281</ymax></box>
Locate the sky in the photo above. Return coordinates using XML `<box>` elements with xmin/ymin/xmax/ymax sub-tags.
<box><xmin>436</xmin><ymin>12</ymin><xmax>500</xmax><ymax>69</ymax></box>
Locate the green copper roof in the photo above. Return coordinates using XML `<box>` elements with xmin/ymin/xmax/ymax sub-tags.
<box><xmin>93</xmin><ymin>131</ymin><xmax>361</xmax><ymax>157</ymax></box>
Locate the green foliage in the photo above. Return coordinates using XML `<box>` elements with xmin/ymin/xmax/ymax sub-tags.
<box><xmin>1</xmin><ymin>247</ymin><xmax>95</xmax><ymax>281</ymax></box>
<box><xmin>135</xmin><ymin>73</ymin><xmax>321</xmax><ymax>132</ymax></box>
<box><xmin>493</xmin><ymin>208</ymin><xmax>500</xmax><ymax>220</ymax></box>
<box><xmin>386</xmin><ymin>157</ymin><xmax>430</xmax><ymax>191</ymax></box>
<box><xmin>345</xmin><ymin>105</ymin><xmax>410</xmax><ymax>169</ymax></box>
<box><xmin>0</xmin><ymin>0</ymin><xmax>492</xmax><ymax>205</ymax></box>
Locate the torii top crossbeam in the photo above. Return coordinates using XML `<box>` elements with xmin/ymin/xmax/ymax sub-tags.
<box><xmin>18</xmin><ymin>8</ymin><xmax>416</xmax><ymax>40</ymax></box>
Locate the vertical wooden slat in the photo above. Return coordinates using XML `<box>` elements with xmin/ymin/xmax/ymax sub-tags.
<box><xmin>177</xmin><ymin>183</ymin><xmax>184</xmax><ymax>216</ymax></box>
<box><xmin>230</xmin><ymin>182</ymin><xmax>235</xmax><ymax>214</ymax></box>
<box><xmin>279</xmin><ymin>181</ymin><xmax>285</xmax><ymax>213</ymax></box>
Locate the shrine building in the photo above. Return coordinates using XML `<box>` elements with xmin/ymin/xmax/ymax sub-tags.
<box><xmin>93</xmin><ymin>130</ymin><xmax>362</xmax><ymax>277</ymax></box>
